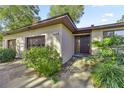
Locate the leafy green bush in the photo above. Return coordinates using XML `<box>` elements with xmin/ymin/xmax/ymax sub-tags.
<box><xmin>93</xmin><ymin>35</ymin><xmax>124</xmax><ymax>62</ymax></box>
<box><xmin>0</xmin><ymin>48</ymin><xmax>16</xmax><ymax>63</ymax></box>
<box><xmin>23</xmin><ymin>47</ymin><xmax>62</xmax><ymax>77</ymax></box>
<box><xmin>93</xmin><ymin>36</ymin><xmax>123</xmax><ymax>48</ymax></box>
<box><xmin>101</xmin><ymin>48</ymin><xmax>116</xmax><ymax>58</ymax></box>
<box><xmin>91</xmin><ymin>35</ymin><xmax>124</xmax><ymax>88</ymax></box>
<box><xmin>92</xmin><ymin>62</ymin><xmax>124</xmax><ymax>88</ymax></box>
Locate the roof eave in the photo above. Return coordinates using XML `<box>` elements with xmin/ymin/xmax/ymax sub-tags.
<box><xmin>2</xmin><ymin>13</ymin><xmax>77</xmax><ymax>36</ymax></box>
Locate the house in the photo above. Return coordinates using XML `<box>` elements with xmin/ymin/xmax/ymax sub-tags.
<box><xmin>2</xmin><ymin>13</ymin><xmax>124</xmax><ymax>63</ymax></box>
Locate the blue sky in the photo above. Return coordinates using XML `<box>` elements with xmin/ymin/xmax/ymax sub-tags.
<box><xmin>39</xmin><ymin>5</ymin><xmax>124</xmax><ymax>28</ymax></box>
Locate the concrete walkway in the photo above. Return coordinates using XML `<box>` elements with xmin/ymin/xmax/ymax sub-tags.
<box><xmin>2</xmin><ymin>58</ymin><xmax>94</xmax><ymax>88</ymax></box>
<box><xmin>5</xmin><ymin>72</ymin><xmax>93</xmax><ymax>88</ymax></box>
<box><xmin>0</xmin><ymin>60</ymin><xmax>27</xmax><ymax>87</ymax></box>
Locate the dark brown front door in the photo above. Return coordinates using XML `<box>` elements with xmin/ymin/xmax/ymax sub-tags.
<box><xmin>75</xmin><ymin>35</ymin><xmax>90</xmax><ymax>54</ymax></box>
<box><xmin>80</xmin><ymin>35</ymin><xmax>90</xmax><ymax>53</ymax></box>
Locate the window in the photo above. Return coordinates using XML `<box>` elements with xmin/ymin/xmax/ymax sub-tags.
<box><xmin>103</xmin><ymin>31</ymin><xmax>115</xmax><ymax>38</ymax></box>
<box><xmin>103</xmin><ymin>30</ymin><xmax>124</xmax><ymax>38</ymax></box>
<box><xmin>8</xmin><ymin>39</ymin><xmax>16</xmax><ymax>50</ymax></box>
<box><xmin>27</xmin><ymin>35</ymin><xmax>45</xmax><ymax>49</ymax></box>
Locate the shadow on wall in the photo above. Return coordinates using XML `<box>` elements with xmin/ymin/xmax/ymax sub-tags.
<box><xmin>16</xmin><ymin>39</ymin><xmax>25</xmax><ymax>58</ymax></box>
<box><xmin>16</xmin><ymin>33</ymin><xmax>61</xmax><ymax>59</ymax></box>
<box><xmin>47</xmin><ymin>32</ymin><xmax>61</xmax><ymax>55</ymax></box>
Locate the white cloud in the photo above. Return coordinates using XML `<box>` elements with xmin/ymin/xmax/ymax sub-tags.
<box><xmin>101</xmin><ymin>13</ymin><xmax>114</xmax><ymax>23</ymax></box>
<box><xmin>92</xmin><ymin>5</ymin><xmax>104</xmax><ymax>7</ymax></box>
<box><xmin>103</xmin><ymin>13</ymin><xmax>114</xmax><ymax>17</ymax></box>
<box><xmin>101</xmin><ymin>18</ymin><xmax>108</xmax><ymax>22</ymax></box>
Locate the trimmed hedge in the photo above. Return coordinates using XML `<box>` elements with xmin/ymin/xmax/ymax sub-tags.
<box><xmin>23</xmin><ymin>47</ymin><xmax>62</xmax><ymax>77</ymax></box>
<box><xmin>0</xmin><ymin>48</ymin><xmax>16</xmax><ymax>63</ymax></box>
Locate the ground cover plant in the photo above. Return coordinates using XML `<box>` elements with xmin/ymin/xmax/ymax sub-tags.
<box><xmin>91</xmin><ymin>35</ymin><xmax>124</xmax><ymax>88</ymax></box>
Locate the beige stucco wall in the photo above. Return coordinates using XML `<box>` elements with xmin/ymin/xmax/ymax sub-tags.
<box><xmin>3</xmin><ymin>24</ymin><xmax>74</xmax><ymax>63</ymax></box>
<box><xmin>3</xmin><ymin>24</ymin><xmax>63</xmax><ymax>61</ymax></box>
<box><xmin>61</xmin><ymin>24</ymin><xmax>74</xmax><ymax>63</ymax></box>
<box><xmin>91</xmin><ymin>30</ymin><xmax>103</xmax><ymax>54</ymax></box>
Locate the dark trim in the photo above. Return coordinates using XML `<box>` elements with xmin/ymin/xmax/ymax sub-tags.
<box><xmin>92</xmin><ymin>22</ymin><xmax>124</xmax><ymax>30</ymax></box>
<box><xmin>79</xmin><ymin>22</ymin><xmax>124</xmax><ymax>31</ymax></box>
<box><xmin>73</xmin><ymin>30</ymin><xmax>91</xmax><ymax>34</ymax></box>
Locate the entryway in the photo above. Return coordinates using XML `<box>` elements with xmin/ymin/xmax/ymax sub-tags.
<box><xmin>75</xmin><ymin>35</ymin><xmax>90</xmax><ymax>54</ymax></box>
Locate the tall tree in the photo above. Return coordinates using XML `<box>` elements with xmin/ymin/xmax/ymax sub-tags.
<box><xmin>0</xmin><ymin>34</ymin><xmax>3</xmax><ymax>47</ymax></box>
<box><xmin>117</xmin><ymin>15</ymin><xmax>124</xmax><ymax>23</ymax></box>
<box><xmin>0</xmin><ymin>5</ymin><xmax>40</xmax><ymax>31</ymax></box>
<box><xmin>0</xmin><ymin>34</ymin><xmax>3</xmax><ymax>41</ymax></box>
<box><xmin>48</xmin><ymin>5</ymin><xmax>84</xmax><ymax>23</ymax></box>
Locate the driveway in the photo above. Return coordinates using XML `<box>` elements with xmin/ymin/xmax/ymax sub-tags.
<box><xmin>0</xmin><ymin>60</ymin><xmax>26</xmax><ymax>87</ymax></box>
<box><xmin>3</xmin><ymin>58</ymin><xmax>94</xmax><ymax>88</ymax></box>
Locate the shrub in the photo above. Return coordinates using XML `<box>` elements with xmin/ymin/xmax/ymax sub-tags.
<box><xmin>91</xmin><ymin>62</ymin><xmax>124</xmax><ymax>88</ymax></box>
<box><xmin>116</xmin><ymin>53</ymin><xmax>124</xmax><ymax>65</ymax></box>
<box><xmin>23</xmin><ymin>47</ymin><xmax>62</xmax><ymax>77</ymax></box>
<box><xmin>91</xmin><ymin>35</ymin><xmax>124</xmax><ymax>88</ymax></box>
<box><xmin>92</xmin><ymin>35</ymin><xmax>124</xmax><ymax>63</ymax></box>
<box><xmin>0</xmin><ymin>48</ymin><xmax>16</xmax><ymax>63</ymax></box>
